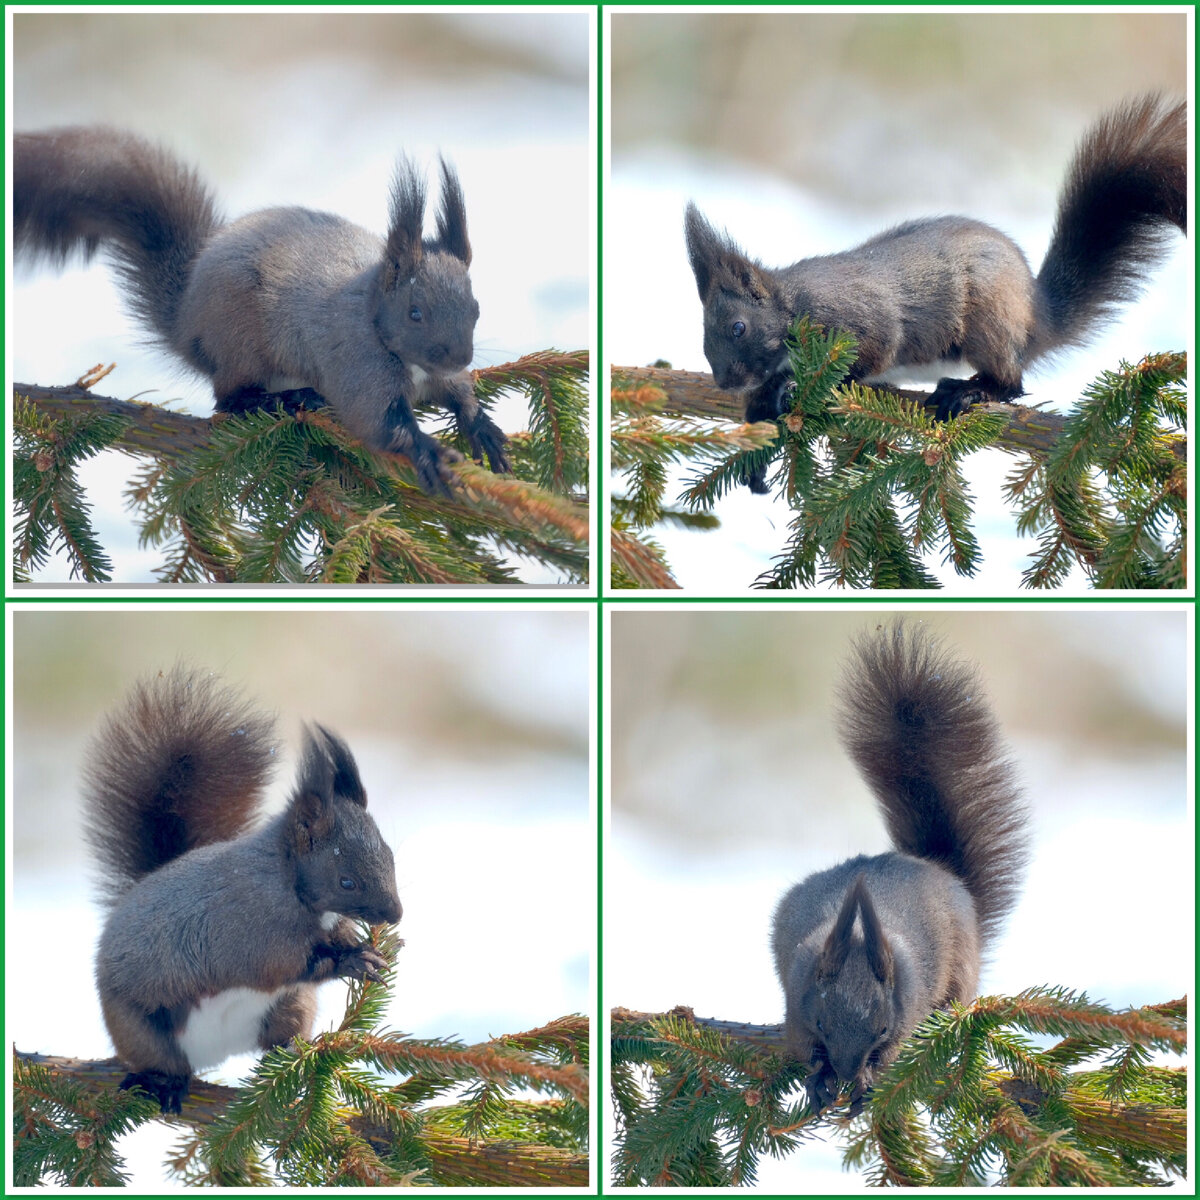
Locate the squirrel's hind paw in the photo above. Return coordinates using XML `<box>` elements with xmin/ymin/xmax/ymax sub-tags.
<box><xmin>120</xmin><ymin>1069</ymin><xmax>189</xmax><ymax>1115</ymax></box>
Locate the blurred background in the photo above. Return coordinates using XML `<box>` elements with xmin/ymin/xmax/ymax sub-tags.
<box><xmin>10</xmin><ymin>10</ymin><xmax>592</xmax><ymax>582</ymax></box>
<box><xmin>11</xmin><ymin>606</ymin><xmax>592</xmax><ymax>1185</ymax></box>
<box><xmin>608</xmin><ymin>10</ymin><xmax>1191</xmax><ymax>592</ymax></box>
<box><xmin>608</xmin><ymin>607</ymin><xmax>1191</xmax><ymax>1188</ymax></box>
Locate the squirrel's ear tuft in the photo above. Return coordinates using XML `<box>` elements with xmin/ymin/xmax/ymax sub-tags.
<box><xmin>383</xmin><ymin>155</ymin><xmax>426</xmax><ymax>289</ymax></box>
<box><xmin>435</xmin><ymin>157</ymin><xmax>471</xmax><ymax>266</ymax></box>
<box><xmin>855</xmin><ymin>880</ymin><xmax>895</xmax><ymax>986</ymax></box>
<box><xmin>816</xmin><ymin>876</ymin><xmax>863</xmax><ymax>980</ymax></box>
<box><xmin>684</xmin><ymin>202</ymin><xmax>770</xmax><ymax>303</ymax></box>
<box><xmin>313</xmin><ymin>723</ymin><xmax>368</xmax><ymax>808</ymax></box>
<box><xmin>288</xmin><ymin>727</ymin><xmax>338</xmax><ymax>852</ymax></box>
<box><xmin>684</xmin><ymin>203</ymin><xmax>721</xmax><ymax>301</ymax></box>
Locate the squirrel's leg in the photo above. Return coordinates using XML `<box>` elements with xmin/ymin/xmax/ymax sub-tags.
<box><xmin>928</xmin><ymin>373</ymin><xmax>1024</xmax><ymax>421</ymax></box>
<box><xmin>104</xmin><ymin>998</ymin><xmax>192</xmax><ymax>1114</ymax></box>
<box><xmin>803</xmin><ymin>1060</ymin><xmax>841</xmax><ymax>1116</ymax></box>
<box><xmin>119</xmin><ymin>1069</ymin><xmax>191</xmax><ymax>1115</ymax></box>
<box><xmin>216</xmin><ymin>385</ymin><xmax>327</xmax><ymax>416</ymax></box>
<box><xmin>378</xmin><ymin>392</ymin><xmax>463</xmax><ymax>496</ymax></box>
<box><xmin>258</xmin><ymin>986</ymin><xmax>318</xmax><ymax>1050</ymax></box>
<box><xmin>304</xmin><ymin>919</ymin><xmax>393</xmax><ymax>984</ymax></box>
<box><xmin>438</xmin><ymin>373</ymin><xmax>511</xmax><ymax>474</ymax></box>
<box><xmin>739</xmin><ymin>373</ymin><xmax>793</xmax><ymax>494</ymax></box>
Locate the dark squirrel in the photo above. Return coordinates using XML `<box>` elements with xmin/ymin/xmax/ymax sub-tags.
<box><xmin>82</xmin><ymin>668</ymin><xmax>403</xmax><ymax>1114</ymax></box>
<box><xmin>686</xmin><ymin>95</ymin><xmax>1187</xmax><ymax>492</ymax></box>
<box><xmin>14</xmin><ymin>126</ymin><xmax>510</xmax><ymax>495</ymax></box>
<box><xmin>772</xmin><ymin>625</ymin><xmax>1028</xmax><ymax>1114</ymax></box>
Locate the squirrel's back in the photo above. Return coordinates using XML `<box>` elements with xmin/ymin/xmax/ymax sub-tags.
<box><xmin>837</xmin><ymin>624</ymin><xmax>1028</xmax><ymax>943</ymax></box>
<box><xmin>82</xmin><ymin>667</ymin><xmax>278</xmax><ymax>906</ymax></box>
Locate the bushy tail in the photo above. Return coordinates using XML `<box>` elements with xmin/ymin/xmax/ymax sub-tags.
<box><xmin>837</xmin><ymin>624</ymin><xmax>1028</xmax><ymax>944</ymax></box>
<box><xmin>82</xmin><ymin>668</ymin><xmax>276</xmax><ymax>905</ymax></box>
<box><xmin>14</xmin><ymin>126</ymin><xmax>221</xmax><ymax>342</ymax></box>
<box><xmin>1032</xmin><ymin>94</ymin><xmax>1186</xmax><ymax>359</ymax></box>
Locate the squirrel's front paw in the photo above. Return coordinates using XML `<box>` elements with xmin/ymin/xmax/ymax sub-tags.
<box><xmin>389</xmin><ymin>426</ymin><xmax>463</xmax><ymax>496</ymax></box>
<box><xmin>803</xmin><ymin>1063</ymin><xmax>840</xmax><ymax>1116</ymax></box>
<box><xmin>337</xmin><ymin>944</ymin><xmax>389</xmax><ymax>983</ymax></box>
<box><xmin>467</xmin><ymin>413</ymin><xmax>511</xmax><ymax>475</ymax></box>
<box><xmin>740</xmin><ymin>461</ymin><xmax>771</xmax><ymax>494</ymax></box>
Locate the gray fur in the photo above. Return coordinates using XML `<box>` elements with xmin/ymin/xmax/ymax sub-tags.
<box><xmin>14</xmin><ymin>126</ymin><xmax>510</xmax><ymax>494</ymax></box>
<box><xmin>772</xmin><ymin>625</ymin><xmax>1027</xmax><ymax>1114</ymax></box>
<box><xmin>685</xmin><ymin>95</ymin><xmax>1185</xmax><ymax>492</ymax></box>
<box><xmin>83</xmin><ymin>670</ymin><xmax>402</xmax><ymax>1113</ymax></box>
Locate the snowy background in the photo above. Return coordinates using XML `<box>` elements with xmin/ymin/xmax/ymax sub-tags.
<box><xmin>607</xmin><ymin>606</ymin><xmax>1192</xmax><ymax>1189</ymax></box>
<box><xmin>607</xmin><ymin>9</ymin><xmax>1192</xmax><ymax>593</ymax></box>
<box><xmin>10</xmin><ymin>606</ymin><xmax>594</xmax><ymax>1188</ymax></box>
<box><xmin>9</xmin><ymin>9</ymin><xmax>593</xmax><ymax>585</ymax></box>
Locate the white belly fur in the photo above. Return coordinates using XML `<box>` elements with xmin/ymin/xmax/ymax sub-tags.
<box><xmin>177</xmin><ymin>986</ymin><xmax>291</xmax><ymax>1070</ymax></box>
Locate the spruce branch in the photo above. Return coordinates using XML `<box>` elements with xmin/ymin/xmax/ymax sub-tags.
<box><xmin>609</xmin><ymin>373</ymin><xmax>776</xmax><ymax>589</ymax></box>
<box><xmin>611</xmin><ymin>337</ymin><xmax>1185</xmax><ymax>590</ymax></box>
<box><xmin>610</xmin><ymin>992</ymin><xmax>1187</xmax><ymax>1186</ymax></box>
<box><xmin>14</xmin><ymin>928</ymin><xmax>588</xmax><ymax>1188</ymax></box>
<box><xmin>611</xmin><ymin>364</ymin><xmax>1163</xmax><ymax>460</ymax></box>
<box><xmin>13</xmin><ymin>350</ymin><xmax>590</xmax><ymax>584</ymax></box>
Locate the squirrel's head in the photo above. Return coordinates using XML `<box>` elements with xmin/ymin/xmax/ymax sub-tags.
<box><xmin>374</xmin><ymin>155</ymin><xmax>479</xmax><ymax>375</ymax></box>
<box><xmin>286</xmin><ymin>725</ymin><xmax>402</xmax><ymax>927</ymax></box>
<box><xmin>786</xmin><ymin>876</ymin><xmax>901</xmax><ymax>1096</ymax></box>
<box><xmin>684</xmin><ymin>203</ymin><xmax>790</xmax><ymax>392</ymax></box>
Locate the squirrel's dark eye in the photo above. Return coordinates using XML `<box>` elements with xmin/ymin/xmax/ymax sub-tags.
<box><xmin>732</xmin><ymin>320</ymin><xmax>746</xmax><ymax>338</ymax></box>
<box><xmin>340</xmin><ymin>876</ymin><xmax>356</xmax><ymax>891</ymax></box>
<box><xmin>409</xmin><ymin>307</ymin><xmax>423</xmax><ymax>322</ymax></box>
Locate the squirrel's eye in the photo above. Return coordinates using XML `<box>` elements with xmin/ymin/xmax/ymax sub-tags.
<box><xmin>409</xmin><ymin>307</ymin><xmax>423</xmax><ymax>322</ymax></box>
<box><xmin>340</xmin><ymin>876</ymin><xmax>356</xmax><ymax>891</ymax></box>
<box><xmin>732</xmin><ymin>320</ymin><xmax>746</xmax><ymax>338</ymax></box>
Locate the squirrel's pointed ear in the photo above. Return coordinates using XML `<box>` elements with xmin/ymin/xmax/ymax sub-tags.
<box><xmin>856</xmin><ymin>881</ymin><xmax>895</xmax><ymax>986</ymax></box>
<box><xmin>288</xmin><ymin>727</ymin><xmax>338</xmax><ymax>853</ymax></box>
<box><xmin>314</xmin><ymin>723</ymin><xmax>368</xmax><ymax>808</ymax></box>
<box><xmin>684</xmin><ymin>203</ymin><xmax>721</xmax><ymax>301</ymax></box>
<box><xmin>685</xmin><ymin>202</ymin><xmax>770</xmax><ymax>303</ymax></box>
<box><xmin>383</xmin><ymin>156</ymin><xmax>426</xmax><ymax>290</ymax></box>
<box><xmin>816</xmin><ymin>875</ymin><xmax>863</xmax><ymax>980</ymax></box>
<box><xmin>435</xmin><ymin>157</ymin><xmax>472</xmax><ymax>266</ymax></box>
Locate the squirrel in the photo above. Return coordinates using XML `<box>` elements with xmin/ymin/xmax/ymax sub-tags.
<box><xmin>685</xmin><ymin>94</ymin><xmax>1187</xmax><ymax>492</ymax></box>
<box><xmin>14</xmin><ymin>126</ymin><xmax>510</xmax><ymax>495</ymax></box>
<box><xmin>81</xmin><ymin>667</ymin><xmax>403</xmax><ymax>1115</ymax></box>
<box><xmin>772</xmin><ymin>624</ymin><xmax>1028</xmax><ymax>1115</ymax></box>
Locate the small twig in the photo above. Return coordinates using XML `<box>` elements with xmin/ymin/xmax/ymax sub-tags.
<box><xmin>75</xmin><ymin>362</ymin><xmax>116</xmax><ymax>389</ymax></box>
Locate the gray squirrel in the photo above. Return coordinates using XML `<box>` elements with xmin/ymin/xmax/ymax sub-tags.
<box><xmin>82</xmin><ymin>668</ymin><xmax>403</xmax><ymax>1115</ymax></box>
<box><xmin>685</xmin><ymin>94</ymin><xmax>1187</xmax><ymax>492</ymax></box>
<box><xmin>772</xmin><ymin>624</ymin><xmax>1028</xmax><ymax>1114</ymax></box>
<box><xmin>14</xmin><ymin>126</ymin><xmax>509</xmax><ymax>495</ymax></box>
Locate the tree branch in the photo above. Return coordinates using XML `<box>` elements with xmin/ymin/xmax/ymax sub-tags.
<box><xmin>612</xmin><ymin>365</ymin><xmax>1130</xmax><ymax>459</ymax></box>
<box><xmin>14</xmin><ymin>351</ymin><xmax>589</xmax><ymax>464</ymax></box>
<box><xmin>15</xmin><ymin>1048</ymin><xmax>588</xmax><ymax>1188</ymax></box>
<box><xmin>611</xmin><ymin>1005</ymin><xmax>786</xmax><ymax>1051</ymax></box>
